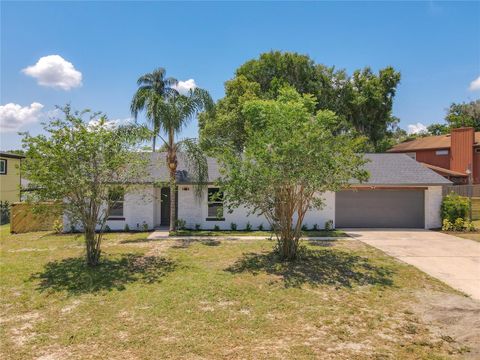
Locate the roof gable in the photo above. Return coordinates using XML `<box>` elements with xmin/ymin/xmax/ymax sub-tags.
<box><xmin>388</xmin><ymin>131</ymin><xmax>480</xmax><ymax>152</ymax></box>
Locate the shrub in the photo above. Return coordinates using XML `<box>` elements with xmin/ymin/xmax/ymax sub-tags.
<box><xmin>175</xmin><ymin>218</ymin><xmax>186</xmax><ymax>230</ymax></box>
<box><xmin>465</xmin><ymin>221</ymin><xmax>476</xmax><ymax>232</ymax></box>
<box><xmin>124</xmin><ymin>224</ymin><xmax>130</xmax><ymax>232</ymax></box>
<box><xmin>230</xmin><ymin>222</ymin><xmax>237</xmax><ymax>231</ymax></box>
<box><xmin>105</xmin><ymin>225</ymin><xmax>111</xmax><ymax>233</ymax></box>
<box><xmin>213</xmin><ymin>225</ymin><xmax>220</xmax><ymax>231</ymax></box>
<box><xmin>301</xmin><ymin>224</ymin><xmax>308</xmax><ymax>231</ymax></box>
<box><xmin>312</xmin><ymin>224</ymin><xmax>318</xmax><ymax>231</ymax></box>
<box><xmin>142</xmin><ymin>221</ymin><xmax>149</xmax><ymax>231</ymax></box>
<box><xmin>324</xmin><ymin>220</ymin><xmax>334</xmax><ymax>231</ymax></box>
<box><xmin>442</xmin><ymin>219</ymin><xmax>453</xmax><ymax>231</ymax></box>
<box><xmin>70</xmin><ymin>225</ymin><xmax>76</xmax><ymax>233</ymax></box>
<box><xmin>245</xmin><ymin>222</ymin><xmax>252</xmax><ymax>231</ymax></box>
<box><xmin>258</xmin><ymin>223</ymin><xmax>264</xmax><ymax>231</ymax></box>
<box><xmin>195</xmin><ymin>223</ymin><xmax>201</xmax><ymax>231</ymax></box>
<box><xmin>441</xmin><ymin>193</ymin><xmax>470</xmax><ymax>223</ymax></box>
<box><xmin>453</xmin><ymin>218</ymin><xmax>465</xmax><ymax>232</ymax></box>
<box><xmin>0</xmin><ymin>201</ymin><xmax>10</xmax><ymax>224</ymax></box>
<box><xmin>53</xmin><ymin>219</ymin><xmax>63</xmax><ymax>234</ymax></box>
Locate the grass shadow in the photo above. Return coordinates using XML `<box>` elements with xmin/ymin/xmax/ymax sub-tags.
<box><xmin>171</xmin><ymin>238</ymin><xmax>221</xmax><ymax>249</ymax></box>
<box><xmin>225</xmin><ymin>248</ymin><xmax>394</xmax><ymax>288</ymax></box>
<box><xmin>30</xmin><ymin>254</ymin><xmax>176</xmax><ymax>295</ymax></box>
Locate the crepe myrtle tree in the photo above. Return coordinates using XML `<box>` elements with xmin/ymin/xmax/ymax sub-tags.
<box><xmin>21</xmin><ymin>106</ymin><xmax>151</xmax><ymax>266</ymax></box>
<box><xmin>218</xmin><ymin>88</ymin><xmax>368</xmax><ymax>260</ymax></box>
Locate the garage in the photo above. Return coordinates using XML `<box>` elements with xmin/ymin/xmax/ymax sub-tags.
<box><xmin>335</xmin><ymin>189</ymin><xmax>425</xmax><ymax>228</ymax></box>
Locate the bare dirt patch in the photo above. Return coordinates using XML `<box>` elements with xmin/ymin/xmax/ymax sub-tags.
<box><xmin>413</xmin><ymin>290</ymin><xmax>480</xmax><ymax>359</ymax></box>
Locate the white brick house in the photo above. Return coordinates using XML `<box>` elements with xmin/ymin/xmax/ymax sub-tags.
<box><xmin>66</xmin><ymin>153</ymin><xmax>450</xmax><ymax>231</ymax></box>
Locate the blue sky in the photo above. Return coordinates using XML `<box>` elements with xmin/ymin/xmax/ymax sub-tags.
<box><xmin>1</xmin><ymin>1</ymin><xmax>479</xmax><ymax>150</ymax></box>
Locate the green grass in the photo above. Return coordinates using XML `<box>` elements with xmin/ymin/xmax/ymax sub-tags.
<box><xmin>170</xmin><ymin>229</ymin><xmax>347</xmax><ymax>237</ymax></box>
<box><xmin>0</xmin><ymin>230</ymin><xmax>468</xmax><ymax>359</ymax></box>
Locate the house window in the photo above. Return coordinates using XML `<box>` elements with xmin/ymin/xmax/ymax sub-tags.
<box><xmin>475</xmin><ymin>148</ymin><xmax>480</xmax><ymax>154</ymax></box>
<box><xmin>108</xmin><ymin>187</ymin><xmax>125</xmax><ymax>218</ymax></box>
<box><xmin>435</xmin><ymin>149</ymin><xmax>449</xmax><ymax>156</ymax></box>
<box><xmin>0</xmin><ymin>159</ymin><xmax>6</xmax><ymax>175</ymax></box>
<box><xmin>207</xmin><ymin>188</ymin><xmax>224</xmax><ymax>220</ymax></box>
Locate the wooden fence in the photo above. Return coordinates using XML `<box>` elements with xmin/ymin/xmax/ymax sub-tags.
<box><xmin>10</xmin><ymin>202</ymin><xmax>62</xmax><ymax>234</ymax></box>
<box><xmin>443</xmin><ymin>185</ymin><xmax>480</xmax><ymax>220</ymax></box>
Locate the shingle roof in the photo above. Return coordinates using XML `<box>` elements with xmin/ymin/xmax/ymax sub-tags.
<box><xmin>0</xmin><ymin>152</ymin><xmax>25</xmax><ymax>159</ymax></box>
<box><xmin>353</xmin><ymin>153</ymin><xmax>451</xmax><ymax>185</ymax></box>
<box><xmin>388</xmin><ymin>132</ymin><xmax>480</xmax><ymax>152</ymax></box>
<box><xmin>145</xmin><ymin>152</ymin><xmax>450</xmax><ymax>186</ymax></box>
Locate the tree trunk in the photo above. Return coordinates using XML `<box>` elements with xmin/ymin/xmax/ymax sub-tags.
<box><xmin>152</xmin><ymin>135</ymin><xmax>156</xmax><ymax>152</ymax></box>
<box><xmin>85</xmin><ymin>225</ymin><xmax>100</xmax><ymax>266</ymax></box>
<box><xmin>169</xmin><ymin>169</ymin><xmax>176</xmax><ymax>231</ymax></box>
<box><xmin>167</xmin><ymin>127</ymin><xmax>177</xmax><ymax>232</ymax></box>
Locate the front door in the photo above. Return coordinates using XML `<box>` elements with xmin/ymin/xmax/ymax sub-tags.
<box><xmin>160</xmin><ymin>187</ymin><xmax>178</xmax><ymax>226</ymax></box>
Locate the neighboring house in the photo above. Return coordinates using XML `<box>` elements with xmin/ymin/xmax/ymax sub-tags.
<box><xmin>388</xmin><ymin>127</ymin><xmax>480</xmax><ymax>185</ymax></box>
<box><xmin>65</xmin><ymin>153</ymin><xmax>450</xmax><ymax>231</ymax></box>
<box><xmin>0</xmin><ymin>152</ymin><xmax>24</xmax><ymax>203</ymax></box>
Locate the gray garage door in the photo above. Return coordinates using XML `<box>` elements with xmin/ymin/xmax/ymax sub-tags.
<box><xmin>336</xmin><ymin>189</ymin><xmax>425</xmax><ymax>228</ymax></box>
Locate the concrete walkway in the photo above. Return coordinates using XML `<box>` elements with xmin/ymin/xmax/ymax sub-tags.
<box><xmin>146</xmin><ymin>230</ymin><xmax>349</xmax><ymax>241</ymax></box>
<box><xmin>346</xmin><ymin>229</ymin><xmax>480</xmax><ymax>300</ymax></box>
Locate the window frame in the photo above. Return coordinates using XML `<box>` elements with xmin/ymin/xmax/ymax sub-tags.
<box><xmin>108</xmin><ymin>187</ymin><xmax>125</xmax><ymax>220</ymax></box>
<box><xmin>206</xmin><ymin>187</ymin><xmax>225</xmax><ymax>221</ymax></box>
<box><xmin>435</xmin><ymin>149</ymin><xmax>449</xmax><ymax>156</ymax></box>
<box><xmin>0</xmin><ymin>159</ymin><xmax>6</xmax><ymax>175</ymax></box>
<box><xmin>475</xmin><ymin>147</ymin><xmax>480</xmax><ymax>154</ymax></box>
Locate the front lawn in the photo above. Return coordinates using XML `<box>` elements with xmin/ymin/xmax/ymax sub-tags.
<box><xmin>170</xmin><ymin>229</ymin><xmax>347</xmax><ymax>237</ymax></box>
<box><xmin>1</xmin><ymin>230</ymin><xmax>477</xmax><ymax>359</ymax></box>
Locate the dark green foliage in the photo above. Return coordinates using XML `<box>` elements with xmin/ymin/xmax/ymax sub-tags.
<box><xmin>230</xmin><ymin>222</ymin><xmax>237</xmax><ymax>231</ymax></box>
<box><xmin>195</xmin><ymin>223</ymin><xmax>201</xmax><ymax>231</ymax></box>
<box><xmin>258</xmin><ymin>223</ymin><xmax>264</xmax><ymax>231</ymax></box>
<box><xmin>441</xmin><ymin>193</ymin><xmax>471</xmax><ymax>222</ymax></box>
<box><xmin>312</xmin><ymin>224</ymin><xmax>319</xmax><ymax>231</ymax></box>
<box><xmin>200</xmin><ymin>51</ymin><xmax>401</xmax><ymax>153</ymax></box>
<box><xmin>0</xmin><ymin>201</ymin><xmax>10</xmax><ymax>225</ymax></box>
<box><xmin>301</xmin><ymin>224</ymin><xmax>308</xmax><ymax>231</ymax></box>
<box><xmin>213</xmin><ymin>225</ymin><xmax>220</xmax><ymax>231</ymax></box>
<box><xmin>245</xmin><ymin>222</ymin><xmax>252</xmax><ymax>231</ymax></box>
<box><xmin>124</xmin><ymin>224</ymin><xmax>130</xmax><ymax>232</ymax></box>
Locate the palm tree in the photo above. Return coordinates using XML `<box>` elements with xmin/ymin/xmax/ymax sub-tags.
<box><xmin>157</xmin><ymin>88</ymin><xmax>214</xmax><ymax>231</ymax></box>
<box><xmin>131</xmin><ymin>68</ymin><xmax>178</xmax><ymax>151</ymax></box>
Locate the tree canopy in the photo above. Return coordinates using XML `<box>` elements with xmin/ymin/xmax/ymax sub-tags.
<box><xmin>218</xmin><ymin>88</ymin><xmax>368</xmax><ymax>260</ymax></box>
<box><xmin>423</xmin><ymin>100</ymin><xmax>480</xmax><ymax>136</ymax></box>
<box><xmin>21</xmin><ymin>106</ymin><xmax>151</xmax><ymax>266</ymax></box>
<box><xmin>199</xmin><ymin>51</ymin><xmax>401</xmax><ymax>153</ymax></box>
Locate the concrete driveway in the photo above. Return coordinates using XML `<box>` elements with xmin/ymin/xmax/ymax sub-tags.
<box><xmin>346</xmin><ymin>229</ymin><xmax>480</xmax><ymax>300</ymax></box>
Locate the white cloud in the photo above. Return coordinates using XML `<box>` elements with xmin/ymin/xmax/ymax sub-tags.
<box><xmin>87</xmin><ymin>117</ymin><xmax>132</xmax><ymax>130</ymax></box>
<box><xmin>469</xmin><ymin>76</ymin><xmax>480</xmax><ymax>91</ymax></box>
<box><xmin>22</xmin><ymin>55</ymin><xmax>82</xmax><ymax>90</ymax></box>
<box><xmin>407</xmin><ymin>122</ymin><xmax>428</xmax><ymax>135</ymax></box>
<box><xmin>174</xmin><ymin>79</ymin><xmax>196</xmax><ymax>95</ymax></box>
<box><xmin>0</xmin><ymin>102</ymin><xmax>44</xmax><ymax>132</ymax></box>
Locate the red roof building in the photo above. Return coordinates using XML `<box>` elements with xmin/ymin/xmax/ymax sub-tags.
<box><xmin>388</xmin><ymin>127</ymin><xmax>480</xmax><ymax>184</ymax></box>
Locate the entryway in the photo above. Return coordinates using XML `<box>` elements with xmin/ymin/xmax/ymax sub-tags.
<box><xmin>156</xmin><ymin>187</ymin><xmax>178</xmax><ymax>227</ymax></box>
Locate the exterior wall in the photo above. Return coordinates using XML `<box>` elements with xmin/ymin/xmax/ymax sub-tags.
<box><xmin>0</xmin><ymin>157</ymin><xmax>22</xmax><ymax>203</ymax></box>
<box><xmin>414</xmin><ymin>149</ymin><xmax>450</xmax><ymax>169</ymax></box>
<box><xmin>63</xmin><ymin>186</ymin><xmax>155</xmax><ymax>232</ymax></box>
<box><xmin>450</xmin><ymin>127</ymin><xmax>474</xmax><ymax>174</ymax></box>
<box><xmin>474</xmin><ymin>147</ymin><xmax>480</xmax><ymax>184</ymax></box>
<box><xmin>177</xmin><ymin>185</ymin><xmax>335</xmax><ymax>230</ymax></box>
<box><xmin>424</xmin><ymin>186</ymin><xmax>443</xmax><ymax>229</ymax></box>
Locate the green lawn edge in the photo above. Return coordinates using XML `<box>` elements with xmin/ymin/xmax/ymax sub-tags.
<box><xmin>169</xmin><ymin>229</ymin><xmax>347</xmax><ymax>237</ymax></box>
